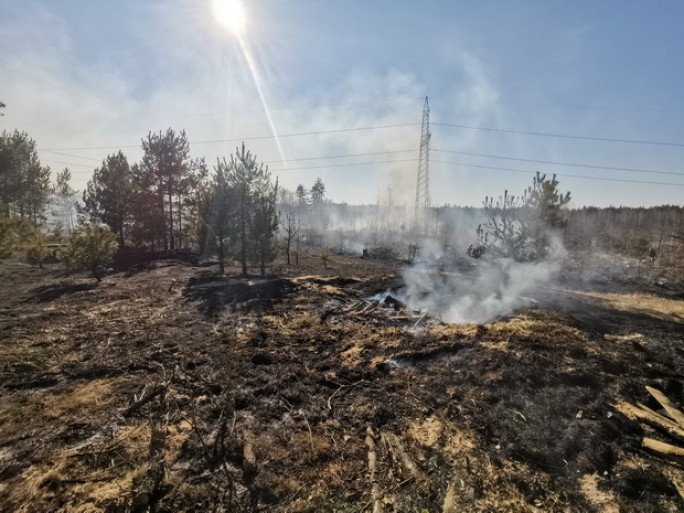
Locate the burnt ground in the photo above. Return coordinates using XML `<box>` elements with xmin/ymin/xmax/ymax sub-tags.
<box><xmin>0</xmin><ymin>252</ymin><xmax>683</xmax><ymax>512</ymax></box>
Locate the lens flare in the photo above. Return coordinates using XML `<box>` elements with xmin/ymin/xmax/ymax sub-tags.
<box><xmin>213</xmin><ymin>0</ymin><xmax>247</xmax><ymax>36</ymax></box>
<box><xmin>212</xmin><ymin>0</ymin><xmax>287</xmax><ymax>167</ymax></box>
<box><xmin>236</xmin><ymin>36</ymin><xmax>288</xmax><ymax>168</ymax></box>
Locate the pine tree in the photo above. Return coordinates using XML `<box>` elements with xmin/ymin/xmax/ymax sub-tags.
<box><xmin>0</xmin><ymin>209</ymin><xmax>16</xmax><ymax>258</ymax></box>
<box><xmin>282</xmin><ymin>209</ymin><xmax>299</xmax><ymax>266</ymax></box>
<box><xmin>0</xmin><ymin>130</ymin><xmax>51</xmax><ymax>226</ymax></box>
<box><xmin>525</xmin><ymin>172</ymin><xmax>571</xmax><ymax>258</ymax></box>
<box><xmin>137</xmin><ymin>129</ymin><xmax>193</xmax><ymax>251</ymax></box>
<box><xmin>206</xmin><ymin>158</ymin><xmax>235</xmax><ymax>274</ymax></box>
<box><xmin>130</xmin><ymin>162</ymin><xmax>164</xmax><ymax>250</ymax></box>
<box><xmin>311</xmin><ymin>177</ymin><xmax>325</xmax><ymax>205</ymax></box>
<box><xmin>476</xmin><ymin>173</ymin><xmax>571</xmax><ymax>261</ymax></box>
<box><xmin>65</xmin><ymin>223</ymin><xmax>118</xmax><ymax>281</ymax></box>
<box><xmin>226</xmin><ymin>144</ymin><xmax>273</xmax><ymax>276</ymax></box>
<box><xmin>54</xmin><ymin>168</ymin><xmax>76</xmax><ymax>234</ymax></box>
<box><xmin>201</xmin><ymin>144</ymin><xmax>278</xmax><ymax>276</ymax></box>
<box><xmin>82</xmin><ymin>151</ymin><xmax>132</xmax><ymax>250</ymax></box>
<box><xmin>251</xmin><ymin>179</ymin><xmax>279</xmax><ymax>276</ymax></box>
<box><xmin>295</xmin><ymin>184</ymin><xmax>309</xmax><ymax>207</ymax></box>
<box><xmin>25</xmin><ymin>231</ymin><xmax>50</xmax><ymax>268</ymax></box>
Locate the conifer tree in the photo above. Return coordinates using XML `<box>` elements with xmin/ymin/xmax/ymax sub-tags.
<box><xmin>0</xmin><ymin>130</ymin><xmax>51</xmax><ymax>226</ymax></box>
<box><xmin>82</xmin><ymin>151</ymin><xmax>132</xmax><ymax>250</ymax></box>
<box><xmin>65</xmin><ymin>223</ymin><xmax>118</xmax><ymax>281</ymax></box>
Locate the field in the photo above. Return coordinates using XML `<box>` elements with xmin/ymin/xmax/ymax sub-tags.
<box><xmin>0</xmin><ymin>253</ymin><xmax>683</xmax><ymax>512</ymax></box>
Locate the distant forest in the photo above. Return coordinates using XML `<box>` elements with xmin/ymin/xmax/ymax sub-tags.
<box><xmin>1</xmin><ymin>128</ymin><xmax>683</xmax><ymax>274</ymax></box>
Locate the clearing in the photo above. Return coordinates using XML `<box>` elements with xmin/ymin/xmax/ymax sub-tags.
<box><xmin>0</xmin><ymin>253</ymin><xmax>682</xmax><ymax>512</ymax></box>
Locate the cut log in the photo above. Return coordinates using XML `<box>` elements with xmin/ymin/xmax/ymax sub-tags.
<box><xmin>642</xmin><ymin>437</ymin><xmax>684</xmax><ymax>459</ymax></box>
<box><xmin>645</xmin><ymin>386</ymin><xmax>684</xmax><ymax>427</ymax></box>
<box><xmin>636</xmin><ymin>402</ymin><xmax>684</xmax><ymax>440</ymax></box>
<box><xmin>612</xmin><ymin>401</ymin><xmax>684</xmax><ymax>440</ymax></box>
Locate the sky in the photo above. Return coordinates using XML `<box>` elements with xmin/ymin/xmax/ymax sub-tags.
<box><xmin>2</xmin><ymin>0</ymin><xmax>684</xmax><ymax>208</ymax></box>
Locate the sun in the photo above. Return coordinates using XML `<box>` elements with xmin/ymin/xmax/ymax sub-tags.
<box><xmin>212</xmin><ymin>0</ymin><xmax>247</xmax><ymax>36</ymax></box>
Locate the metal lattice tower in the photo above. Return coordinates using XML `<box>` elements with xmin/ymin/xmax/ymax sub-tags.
<box><xmin>414</xmin><ymin>96</ymin><xmax>431</xmax><ymax>238</ymax></box>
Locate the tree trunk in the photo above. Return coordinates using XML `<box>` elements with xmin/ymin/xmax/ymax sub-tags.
<box><xmin>218</xmin><ymin>238</ymin><xmax>225</xmax><ymax>275</ymax></box>
<box><xmin>160</xmin><ymin>192</ymin><xmax>168</xmax><ymax>251</ymax></box>
<box><xmin>168</xmin><ymin>185</ymin><xmax>175</xmax><ymax>251</ymax></box>
<box><xmin>240</xmin><ymin>201</ymin><xmax>248</xmax><ymax>276</ymax></box>
<box><xmin>177</xmin><ymin>193</ymin><xmax>183</xmax><ymax>249</ymax></box>
<box><xmin>260</xmin><ymin>245</ymin><xmax>265</xmax><ymax>276</ymax></box>
<box><xmin>241</xmin><ymin>230</ymin><xmax>248</xmax><ymax>276</ymax></box>
<box><xmin>118</xmin><ymin>224</ymin><xmax>125</xmax><ymax>250</ymax></box>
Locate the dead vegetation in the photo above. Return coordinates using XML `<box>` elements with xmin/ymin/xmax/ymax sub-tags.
<box><xmin>0</xmin><ymin>256</ymin><xmax>682</xmax><ymax>512</ymax></box>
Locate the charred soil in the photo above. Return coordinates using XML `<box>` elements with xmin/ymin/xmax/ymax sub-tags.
<box><xmin>0</xmin><ymin>254</ymin><xmax>682</xmax><ymax>512</ymax></box>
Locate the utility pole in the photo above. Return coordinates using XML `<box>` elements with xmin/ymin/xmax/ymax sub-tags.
<box><xmin>413</xmin><ymin>96</ymin><xmax>431</xmax><ymax>239</ymax></box>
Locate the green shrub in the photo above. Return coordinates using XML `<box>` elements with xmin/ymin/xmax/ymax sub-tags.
<box><xmin>66</xmin><ymin>223</ymin><xmax>118</xmax><ymax>280</ymax></box>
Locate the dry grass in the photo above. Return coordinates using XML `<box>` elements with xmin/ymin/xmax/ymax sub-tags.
<box><xmin>487</xmin><ymin>314</ymin><xmax>587</xmax><ymax>341</ymax></box>
<box><xmin>579</xmin><ymin>474</ymin><xmax>620</xmax><ymax>513</ymax></box>
<box><xmin>572</xmin><ymin>291</ymin><xmax>684</xmax><ymax>322</ymax></box>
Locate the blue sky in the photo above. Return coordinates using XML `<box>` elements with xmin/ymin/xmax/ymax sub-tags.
<box><xmin>2</xmin><ymin>0</ymin><xmax>684</xmax><ymax>207</ymax></box>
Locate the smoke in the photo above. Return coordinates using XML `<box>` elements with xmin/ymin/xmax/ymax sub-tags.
<box><xmin>401</xmin><ymin>236</ymin><xmax>566</xmax><ymax>323</ymax></box>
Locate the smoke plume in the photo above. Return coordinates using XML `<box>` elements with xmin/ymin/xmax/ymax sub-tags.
<box><xmin>401</xmin><ymin>237</ymin><xmax>566</xmax><ymax>323</ymax></box>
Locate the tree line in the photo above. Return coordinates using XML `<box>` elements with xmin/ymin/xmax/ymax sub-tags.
<box><xmin>0</xmin><ymin>128</ymin><xmax>292</xmax><ymax>277</ymax></box>
<box><xmin>2</xmin><ymin>127</ymin><xmax>682</xmax><ymax>277</ymax></box>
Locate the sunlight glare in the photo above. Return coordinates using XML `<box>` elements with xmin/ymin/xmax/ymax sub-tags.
<box><xmin>213</xmin><ymin>0</ymin><xmax>247</xmax><ymax>35</ymax></box>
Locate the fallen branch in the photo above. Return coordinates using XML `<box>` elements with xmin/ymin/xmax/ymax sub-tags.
<box><xmin>188</xmin><ymin>404</ymin><xmax>236</xmax><ymax>505</ymax></box>
<box><xmin>365</xmin><ymin>427</ymin><xmax>383</xmax><ymax>513</ymax></box>
<box><xmin>299</xmin><ymin>410</ymin><xmax>314</xmax><ymax>453</ymax></box>
<box><xmin>413</xmin><ymin>313</ymin><xmax>429</xmax><ymax>328</ymax></box>
<box><xmin>327</xmin><ymin>380</ymin><xmax>368</xmax><ymax>417</ymax></box>
<box><xmin>381</xmin><ymin>431</ymin><xmax>422</xmax><ymax>481</ymax></box>
<box><xmin>123</xmin><ymin>384</ymin><xmax>166</xmax><ymax>417</ymax></box>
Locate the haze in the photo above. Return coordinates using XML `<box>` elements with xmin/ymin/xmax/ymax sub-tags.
<box><xmin>2</xmin><ymin>0</ymin><xmax>684</xmax><ymax>207</ymax></box>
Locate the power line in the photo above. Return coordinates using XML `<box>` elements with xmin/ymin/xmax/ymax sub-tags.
<box><xmin>39</xmin><ymin>149</ymin><xmax>101</xmax><ymax>162</ymax></box>
<box><xmin>48</xmin><ymin>155</ymin><xmax>419</xmax><ymax>176</ymax></box>
<box><xmin>433</xmin><ymin>122</ymin><xmax>684</xmax><ymax>148</ymax></box>
<box><xmin>269</xmin><ymin>158</ymin><xmax>418</xmax><ymax>173</ymax></box>
<box><xmin>38</xmin><ymin>123</ymin><xmax>419</xmax><ymax>152</ymax></box>
<box><xmin>432</xmin><ymin>148</ymin><xmax>684</xmax><ymax>178</ymax></box>
<box><xmin>42</xmin><ymin>159</ymin><xmax>94</xmax><ymax>170</ymax></box>
<box><xmin>262</xmin><ymin>149</ymin><xmax>417</xmax><ymax>164</ymax></box>
<box><xmin>431</xmin><ymin>159</ymin><xmax>684</xmax><ymax>187</ymax></box>
<box><xmin>39</xmin><ymin>150</ymin><xmax>684</xmax><ymax>188</ymax></box>
<box><xmin>40</xmin><ymin>148</ymin><xmax>684</xmax><ymax>189</ymax></box>
<box><xmin>48</xmin><ymin>149</ymin><xmax>420</xmax><ymax>174</ymax></box>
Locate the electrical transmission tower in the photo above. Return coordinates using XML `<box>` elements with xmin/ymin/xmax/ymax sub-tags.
<box><xmin>414</xmin><ymin>96</ymin><xmax>431</xmax><ymax>239</ymax></box>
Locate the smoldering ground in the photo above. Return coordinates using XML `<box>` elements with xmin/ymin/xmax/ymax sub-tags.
<box><xmin>401</xmin><ymin>237</ymin><xmax>566</xmax><ymax>323</ymax></box>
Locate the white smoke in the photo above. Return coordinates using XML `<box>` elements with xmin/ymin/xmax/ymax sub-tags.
<box><xmin>401</xmin><ymin>236</ymin><xmax>566</xmax><ymax>323</ymax></box>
